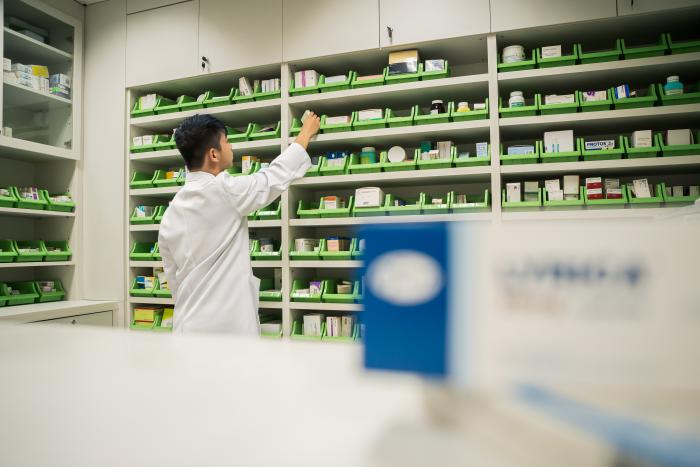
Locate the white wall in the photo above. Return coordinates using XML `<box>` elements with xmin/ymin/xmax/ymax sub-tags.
<box><xmin>83</xmin><ymin>0</ymin><xmax>126</xmax><ymax>322</ymax></box>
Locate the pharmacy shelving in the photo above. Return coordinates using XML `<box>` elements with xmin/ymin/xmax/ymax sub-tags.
<box><xmin>130</xmin><ymin>261</ymin><xmax>163</xmax><ymax>268</ymax></box>
<box><xmin>126</xmin><ymin>14</ymin><xmax>700</xmax><ymax>337</ymax></box>
<box><xmin>128</xmin><ymin>297</ymin><xmax>175</xmax><ymax>306</ymax></box>
<box><xmin>0</xmin><ymin>0</ymin><xmax>85</xmax><ymax>322</ymax></box>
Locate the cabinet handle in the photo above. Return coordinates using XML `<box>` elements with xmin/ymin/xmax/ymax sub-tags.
<box><xmin>71</xmin><ymin>319</ymin><xmax>77</xmax><ymax>325</ymax></box>
<box><xmin>387</xmin><ymin>26</ymin><xmax>393</xmax><ymax>43</ymax></box>
<box><xmin>201</xmin><ymin>56</ymin><xmax>209</xmax><ymax>71</ymax></box>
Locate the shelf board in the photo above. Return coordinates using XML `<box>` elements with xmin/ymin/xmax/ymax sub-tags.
<box><xmin>501</xmin><ymin>207</ymin><xmax>671</xmax><ymax>221</ymax></box>
<box><xmin>497</xmin><ymin>52</ymin><xmax>700</xmax><ymax>89</ymax></box>
<box><xmin>0</xmin><ymin>300</ymin><xmax>118</xmax><ymax>323</ymax></box>
<box><xmin>251</xmin><ymin>260</ymin><xmax>282</xmax><ymax>268</ymax></box>
<box><xmin>130</xmin><ymin>139</ymin><xmax>282</xmax><ymax>165</ymax></box>
<box><xmin>500</xmin><ymin>155</ymin><xmax>700</xmax><ymax>177</ymax></box>
<box><xmin>129</xmin><ymin>186</ymin><xmax>180</xmax><ymax>198</ymax></box>
<box><xmin>129</xmin><ymin>99</ymin><xmax>282</xmax><ymax>132</ymax></box>
<box><xmin>310</xmin><ymin>120</ymin><xmax>491</xmax><ymax>150</ymax></box>
<box><xmin>288</xmin><ymin>74</ymin><xmax>490</xmax><ymax>112</ymax></box>
<box><xmin>128</xmin><ymin>297</ymin><xmax>174</xmax><ymax>305</ymax></box>
<box><xmin>290</xmin><ymin>212</ymin><xmax>492</xmax><ymax>226</ymax></box>
<box><xmin>0</xmin><ymin>207</ymin><xmax>75</xmax><ymax>218</ymax></box>
<box><xmin>129</xmin><ymin>219</ymin><xmax>281</xmax><ymax>229</ymax></box>
<box><xmin>290</xmin><ymin>302</ymin><xmax>362</xmax><ymax>312</ymax></box>
<box><xmin>4</xmin><ymin>80</ymin><xmax>71</xmax><ymax>111</ymax></box>
<box><xmin>129</xmin><ymin>223</ymin><xmax>161</xmax><ymax>231</ymax></box>
<box><xmin>130</xmin><ymin>261</ymin><xmax>162</xmax><ymax>268</ymax></box>
<box><xmin>499</xmin><ymin>104</ymin><xmax>700</xmax><ymax>137</ymax></box>
<box><xmin>0</xmin><ymin>261</ymin><xmax>74</xmax><ymax>268</ymax></box>
<box><xmin>290</xmin><ymin>260</ymin><xmax>363</xmax><ymax>268</ymax></box>
<box><xmin>259</xmin><ymin>301</ymin><xmax>283</xmax><ymax>309</ymax></box>
<box><xmin>293</xmin><ymin>165</ymin><xmax>492</xmax><ymax>188</ymax></box>
<box><xmin>250</xmin><ymin>219</ymin><xmax>282</xmax><ymax>228</ymax></box>
<box><xmin>0</xmin><ymin>135</ymin><xmax>76</xmax><ymax>161</ymax></box>
<box><xmin>4</xmin><ymin>27</ymin><xmax>72</xmax><ymax>65</ymax></box>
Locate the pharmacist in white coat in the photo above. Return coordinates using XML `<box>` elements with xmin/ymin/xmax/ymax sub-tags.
<box><xmin>159</xmin><ymin>113</ymin><xmax>321</xmax><ymax>334</ymax></box>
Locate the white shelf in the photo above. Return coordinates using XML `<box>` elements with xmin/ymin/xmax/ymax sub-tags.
<box><xmin>129</xmin><ymin>219</ymin><xmax>281</xmax><ymax>230</ymax></box>
<box><xmin>290</xmin><ymin>260</ymin><xmax>363</xmax><ymax>268</ymax></box>
<box><xmin>501</xmin><ymin>207</ymin><xmax>671</xmax><ymax>221</ymax></box>
<box><xmin>129</xmin><ymin>149</ymin><xmax>181</xmax><ymax>164</ymax></box>
<box><xmin>251</xmin><ymin>260</ymin><xmax>282</xmax><ymax>268</ymax></box>
<box><xmin>4</xmin><ymin>27</ymin><xmax>73</xmax><ymax>65</ymax></box>
<box><xmin>0</xmin><ymin>300</ymin><xmax>118</xmax><ymax>323</ymax></box>
<box><xmin>0</xmin><ymin>261</ymin><xmax>74</xmax><ymax>268</ymax></box>
<box><xmin>4</xmin><ymin>80</ymin><xmax>71</xmax><ymax>110</ymax></box>
<box><xmin>259</xmin><ymin>301</ymin><xmax>283</xmax><ymax>309</ymax></box>
<box><xmin>129</xmin><ymin>223</ymin><xmax>161</xmax><ymax>231</ymax></box>
<box><xmin>500</xmin><ymin>155</ymin><xmax>700</xmax><ymax>177</ymax></box>
<box><xmin>128</xmin><ymin>297</ymin><xmax>175</xmax><ymax>305</ymax></box>
<box><xmin>292</xmin><ymin>165</ymin><xmax>491</xmax><ymax>188</ymax></box>
<box><xmin>130</xmin><ymin>261</ymin><xmax>162</xmax><ymax>268</ymax></box>
<box><xmin>290</xmin><ymin>302</ymin><xmax>362</xmax><ymax>312</ymax></box>
<box><xmin>290</xmin><ymin>212</ymin><xmax>492</xmax><ymax>226</ymax></box>
<box><xmin>130</xmin><ymin>139</ymin><xmax>283</xmax><ymax>165</ymax></box>
<box><xmin>130</xmin><ymin>186</ymin><xmax>179</xmax><ymax>197</ymax></box>
<box><xmin>0</xmin><ymin>135</ymin><xmax>76</xmax><ymax>161</ymax></box>
<box><xmin>0</xmin><ymin>207</ymin><xmax>75</xmax><ymax>218</ymax></box>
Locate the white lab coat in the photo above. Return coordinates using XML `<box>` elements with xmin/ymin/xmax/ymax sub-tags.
<box><xmin>158</xmin><ymin>142</ymin><xmax>311</xmax><ymax>334</ymax></box>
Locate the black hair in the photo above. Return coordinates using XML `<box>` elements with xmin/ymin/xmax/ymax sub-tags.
<box><xmin>174</xmin><ymin>114</ymin><xmax>227</xmax><ymax>170</ymax></box>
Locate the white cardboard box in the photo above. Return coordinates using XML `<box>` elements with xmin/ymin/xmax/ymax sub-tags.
<box><xmin>355</xmin><ymin>187</ymin><xmax>384</xmax><ymax>208</ymax></box>
<box><xmin>506</xmin><ymin>183</ymin><xmax>521</xmax><ymax>203</ymax></box>
<box><xmin>544</xmin><ymin>130</ymin><xmax>574</xmax><ymax>153</ymax></box>
<box><xmin>666</xmin><ymin>129</ymin><xmax>692</xmax><ymax>146</ymax></box>
<box><xmin>545</xmin><ymin>179</ymin><xmax>560</xmax><ymax>193</ymax></box>
<box><xmin>631</xmin><ymin>130</ymin><xmax>653</xmax><ymax>148</ymax></box>
<box><xmin>633</xmin><ymin>179</ymin><xmax>651</xmax><ymax>198</ymax></box>
<box><xmin>303</xmin><ymin>314</ymin><xmax>323</xmax><ymax>337</ymax></box>
<box><xmin>563</xmin><ymin>175</ymin><xmax>579</xmax><ymax>195</ymax></box>
<box><xmin>541</xmin><ymin>45</ymin><xmax>562</xmax><ymax>58</ymax></box>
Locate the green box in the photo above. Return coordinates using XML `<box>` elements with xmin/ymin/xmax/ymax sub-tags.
<box><xmin>259</xmin><ymin>278</ymin><xmax>282</xmax><ymax>302</ymax></box>
<box><xmin>612</xmin><ymin>84</ymin><xmax>658</xmax><ymax>109</ymax></box>
<box><xmin>385</xmin><ymin>193</ymin><xmax>423</xmax><ymax>216</ymax></box>
<box><xmin>628</xmin><ymin>183</ymin><xmax>664</xmax><ymax>208</ymax></box>
<box><xmin>249</xmin><ymin>122</ymin><xmax>281</xmax><ymax>141</ymax></box>
<box><xmin>291</xmin><ymin>279</ymin><xmax>333</xmax><ymax>303</ymax></box>
<box><xmin>153</xmin><ymin>277</ymin><xmax>172</xmax><ymax>299</ymax></box>
<box><xmin>499</xmin><ymin>95</ymin><xmax>539</xmax><ymax>118</ymax></box>
<box><xmin>204</xmin><ymin>87</ymin><xmax>236</xmax><ymax>107</ymax></box>
<box><xmin>129</xmin><ymin>171</ymin><xmax>155</xmax><ymax>189</ymax></box>
<box><xmin>420</xmin><ymin>60</ymin><xmax>450</xmax><ymax>80</ymax></box>
<box><xmin>350</xmin><ymin>68</ymin><xmax>388</xmax><ymax>89</ymax></box>
<box><xmin>451</xmin><ymin>190</ymin><xmax>490</xmax><ymax>213</ymax></box>
<box><xmin>42</xmin><ymin>191</ymin><xmax>75</xmax><ymax>212</ymax></box>
<box><xmin>155</xmin><ymin>94</ymin><xmax>195</xmax><ymax>114</ymax></box>
<box><xmin>297</xmin><ymin>199</ymin><xmax>322</xmax><ymax>219</ymax></box>
<box><xmin>290</xmin><ymin>238</ymin><xmax>323</xmax><ymax>260</ymax></box>
<box><xmin>13</xmin><ymin>187</ymin><xmax>48</xmax><ymax>210</ymax></box>
<box><xmin>153</xmin><ymin>243</ymin><xmax>162</xmax><ymax>261</ymax></box>
<box><xmin>305</xmin><ymin>156</ymin><xmax>324</xmax><ymax>177</ymax></box>
<box><xmin>227</xmin><ymin>161</ymin><xmax>260</xmax><ymax>178</ymax></box>
<box><xmin>623</xmin><ymin>134</ymin><xmax>661</xmax><ymax>159</ymax></box>
<box><xmin>323</xmin><ymin>323</ymin><xmax>359</xmax><ymax>343</ymax></box>
<box><xmin>385</xmin><ymin>63</ymin><xmax>422</xmax><ymax>85</ymax></box>
<box><xmin>289</xmin><ymin>74</ymin><xmax>324</xmax><ymax>96</ymax></box>
<box><xmin>251</xmin><ymin>239</ymin><xmax>282</xmax><ymax>261</ymax></box>
<box><xmin>500</xmin><ymin>143</ymin><xmax>539</xmax><ymax>165</ymax></box>
<box><xmin>289</xmin><ymin>118</ymin><xmax>302</xmax><ymax>136</ymax></box>
<box><xmin>422</xmin><ymin>192</ymin><xmax>451</xmax><ymax>214</ymax></box>
<box><xmin>319</xmin><ymin>154</ymin><xmax>351</xmax><ymax>176</ymax></box>
<box><xmin>666</xmin><ymin>33</ymin><xmax>700</xmax><ymax>54</ymax></box>
<box><xmin>129</xmin><ymin>242</ymin><xmax>156</xmax><ymax>261</ymax></box>
<box><xmin>536</xmin><ymin>45</ymin><xmax>578</xmax><ymax>68</ymax></box>
<box><xmin>291</xmin><ymin>320</ymin><xmax>325</xmax><ymax>341</ymax></box>
<box><xmin>0</xmin><ymin>186</ymin><xmax>18</xmax><ymax>208</ymax></box>
<box><xmin>321</xmin><ymin>113</ymin><xmax>355</xmax><ymax>133</ymax></box>
<box><xmin>179</xmin><ymin>92</ymin><xmax>208</xmax><ymax>111</ymax></box>
<box><xmin>578</xmin><ymin>89</ymin><xmax>613</xmax><ymax>112</ymax></box>
<box><xmin>657</xmin><ymin>82</ymin><xmax>700</xmax><ymax>106</ymax></box>
<box><xmin>257</xmin><ymin>201</ymin><xmax>281</xmax><ymax>220</ymax></box>
<box><xmin>498</xmin><ymin>50</ymin><xmax>536</xmax><ymax>72</ymax></box>
<box><xmin>349</xmin><ymin>151</ymin><xmax>383</xmax><ymax>174</ymax></box>
<box><xmin>621</xmin><ymin>35</ymin><xmax>668</xmax><ymax>59</ymax></box>
<box><xmin>6</xmin><ymin>281</ymin><xmax>39</xmax><ymax>306</ymax></box>
<box><xmin>659</xmin><ymin>130</ymin><xmax>700</xmax><ymax>157</ymax></box>
<box><xmin>319</xmin><ymin>195</ymin><xmax>353</xmax><ymax>218</ymax></box>
<box><xmin>414</xmin><ymin>101</ymin><xmax>453</xmax><ymax>125</ymax></box>
<box><xmin>386</xmin><ymin>106</ymin><xmax>417</xmax><ymax>127</ymax></box>
<box><xmin>453</xmin><ymin>144</ymin><xmax>491</xmax><ymax>167</ymax></box>
<box><xmin>253</xmin><ymin>82</ymin><xmax>281</xmax><ymax>101</ymax></box>
<box><xmin>581</xmin><ymin>136</ymin><xmax>625</xmax><ymax>161</ymax></box>
<box><xmin>131</xmin><ymin>134</ymin><xmax>171</xmax><ymax>153</ymax></box>
<box><xmin>584</xmin><ymin>185</ymin><xmax>629</xmax><ymax>208</ymax></box>
<box><xmin>44</xmin><ymin>240</ymin><xmax>71</xmax><ymax>261</ymax></box>
<box><xmin>543</xmin><ymin>186</ymin><xmax>585</xmax><ymax>209</ymax></box>
<box><xmin>227</xmin><ymin>123</ymin><xmax>254</xmax><ymax>143</ymax></box>
<box><xmin>354</xmin><ymin>195</ymin><xmax>388</xmax><ymax>217</ymax></box>
<box><xmin>154</xmin><ymin>205</ymin><xmax>166</xmax><ymax>223</ymax></box>
<box><xmin>35</xmin><ymin>279</ymin><xmax>66</xmax><ymax>303</ymax></box>
<box><xmin>14</xmin><ymin>240</ymin><xmax>46</xmax><ymax>262</ymax></box>
<box><xmin>320</xmin><ymin>237</ymin><xmax>355</xmax><ymax>260</ymax></box>
<box><xmin>0</xmin><ymin>283</ymin><xmax>9</xmax><ymax>307</ymax></box>
<box><xmin>539</xmin><ymin>139</ymin><xmax>582</xmax><ymax>164</ymax></box>
<box><xmin>0</xmin><ymin>239</ymin><xmax>18</xmax><ymax>263</ymax></box>
<box><xmin>576</xmin><ymin>40</ymin><xmax>622</xmax><ymax>64</ymax></box>
<box><xmin>323</xmin><ymin>280</ymin><xmax>358</xmax><ymax>304</ymax></box>
<box><xmin>661</xmin><ymin>182</ymin><xmax>700</xmax><ymax>206</ymax></box>
<box><xmin>260</xmin><ymin>317</ymin><xmax>283</xmax><ymax>338</ymax></box>
<box><xmin>417</xmin><ymin>147</ymin><xmax>453</xmax><ymax>170</ymax></box>
<box><xmin>154</xmin><ymin>134</ymin><xmax>176</xmax><ymax>151</ymax></box>
<box><xmin>451</xmin><ymin>98</ymin><xmax>489</xmax><ymax>121</ymax></box>
<box><xmin>318</xmin><ymin>71</ymin><xmax>356</xmax><ymax>92</ymax></box>
<box><xmin>501</xmin><ymin>187</ymin><xmax>543</xmax><ymax>210</ymax></box>
<box><xmin>379</xmin><ymin>149</ymin><xmax>417</xmax><ymax>172</ymax></box>
<box><xmin>130</xmin><ymin>205</ymin><xmax>160</xmax><ymax>224</ymax></box>
<box><xmin>131</xmin><ymin>94</ymin><xmax>172</xmax><ymax>118</ymax></box>
<box><xmin>537</xmin><ymin>92</ymin><xmax>580</xmax><ymax>115</ymax></box>
<box><xmin>232</xmin><ymin>87</ymin><xmax>255</xmax><ymax>104</ymax></box>
<box><xmin>352</xmin><ymin>109</ymin><xmax>388</xmax><ymax>131</ymax></box>
<box><xmin>129</xmin><ymin>276</ymin><xmax>156</xmax><ymax>297</ymax></box>
<box><xmin>153</xmin><ymin>168</ymin><xmax>184</xmax><ymax>188</ymax></box>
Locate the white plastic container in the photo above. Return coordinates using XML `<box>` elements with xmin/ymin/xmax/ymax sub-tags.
<box><xmin>509</xmin><ymin>91</ymin><xmax>525</xmax><ymax>108</ymax></box>
<box><xmin>502</xmin><ymin>45</ymin><xmax>525</xmax><ymax>63</ymax></box>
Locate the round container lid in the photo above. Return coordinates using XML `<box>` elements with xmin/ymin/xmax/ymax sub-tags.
<box><xmin>431</xmin><ymin>99</ymin><xmax>444</xmax><ymax>105</ymax></box>
<box><xmin>361</xmin><ymin>146</ymin><xmax>376</xmax><ymax>153</ymax></box>
<box><xmin>457</xmin><ymin>101</ymin><xmax>469</xmax><ymax>107</ymax></box>
<box><xmin>667</xmin><ymin>75</ymin><xmax>680</xmax><ymax>83</ymax></box>
<box><xmin>503</xmin><ymin>45</ymin><xmax>525</xmax><ymax>55</ymax></box>
<box><xmin>510</xmin><ymin>91</ymin><xmax>523</xmax><ymax>97</ymax></box>
<box><xmin>387</xmin><ymin>145</ymin><xmax>407</xmax><ymax>163</ymax></box>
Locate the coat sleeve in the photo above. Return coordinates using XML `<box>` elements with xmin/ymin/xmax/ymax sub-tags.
<box><xmin>157</xmin><ymin>234</ymin><xmax>179</xmax><ymax>301</ymax></box>
<box><xmin>220</xmin><ymin>142</ymin><xmax>311</xmax><ymax>215</ymax></box>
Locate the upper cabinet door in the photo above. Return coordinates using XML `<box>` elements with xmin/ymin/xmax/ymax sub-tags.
<box><xmin>199</xmin><ymin>0</ymin><xmax>282</xmax><ymax>73</ymax></box>
<box><xmin>283</xmin><ymin>0</ymin><xmax>379</xmax><ymax>61</ymax></box>
<box><xmin>491</xmin><ymin>0</ymin><xmax>616</xmax><ymax>31</ymax></box>
<box><xmin>126</xmin><ymin>1</ymin><xmax>199</xmax><ymax>86</ymax></box>
<box><xmin>618</xmin><ymin>0</ymin><xmax>700</xmax><ymax>15</ymax></box>
<box><xmin>126</xmin><ymin>0</ymin><xmax>183</xmax><ymax>14</ymax></box>
<box><xmin>380</xmin><ymin>0</ymin><xmax>489</xmax><ymax>47</ymax></box>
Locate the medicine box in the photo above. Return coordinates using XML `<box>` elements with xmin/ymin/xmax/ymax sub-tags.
<box><xmin>544</xmin><ymin>130</ymin><xmax>575</xmax><ymax>153</ymax></box>
<box><xmin>388</xmin><ymin>49</ymin><xmax>419</xmax><ymax>75</ymax></box>
<box><xmin>667</xmin><ymin>129</ymin><xmax>693</xmax><ymax>146</ymax></box>
<box><xmin>506</xmin><ymin>183</ymin><xmax>521</xmax><ymax>203</ymax></box>
<box><xmin>355</xmin><ymin>187</ymin><xmax>384</xmax><ymax>208</ymax></box>
<box><xmin>632</xmin><ymin>130</ymin><xmax>653</xmax><ymax>148</ymax></box>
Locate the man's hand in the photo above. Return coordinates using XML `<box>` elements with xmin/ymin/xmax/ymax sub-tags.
<box><xmin>294</xmin><ymin>111</ymin><xmax>320</xmax><ymax>149</ymax></box>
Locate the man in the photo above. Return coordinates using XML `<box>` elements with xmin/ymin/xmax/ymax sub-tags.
<box><xmin>158</xmin><ymin>113</ymin><xmax>321</xmax><ymax>334</ymax></box>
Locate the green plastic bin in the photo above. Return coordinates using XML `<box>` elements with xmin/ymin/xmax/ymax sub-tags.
<box><xmin>129</xmin><ymin>242</ymin><xmax>156</xmax><ymax>261</ymax></box>
<box><xmin>289</xmin><ymin>74</ymin><xmax>324</xmax><ymax>96</ymax></box>
<box><xmin>581</xmin><ymin>136</ymin><xmax>626</xmax><ymax>161</ymax></box>
<box><xmin>319</xmin><ymin>154</ymin><xmax>350</xmax><ymax>176</ymax></box>
<box><xmin>130</xmin><ymin>205</ymin><xmax>161</xmax><ymax>224</ymax></box>
<box><xmin>350</xmin><ymin>68</ymin><xmax>387</xmax><ymax>89</ymax></box>
<box><xmin>152</xmin><ymin>277</ymin><xmax>172</xmax><ymax>299</ymax></box>
<box><xmin>353</xmin><ymin>195</ymin><xmax>388</xmax><ymax>217</ymax></box>
<box><xmin>584</xmin><ymin>185</ymin><xmax>629</xmax><ymax>208</ymax></box>
<box><xmin>0</xmin><ymin>186</ymin><xmax>18</xmax><ymax>208</ymax></box>
<box><xmin>416</xmin><ymin>148</ymin><xmax>453</xmax><ymax>170</ymax></box>
<box><xmin>227</xmin><ymin>124</ymin><xmax>254</xmax><ymax>143</ymax></box>
<box><xmin>323</xmin><ymin>323</ymin><xmax>359</xmax><ymax>343</ymax></box>
<box><xmin>0</xmin><ymin>239</ymin><xmax>18</xmax><ymax>263</ymax></box>
<box><xmin>385</xmin><ymin>193</ymin><xmax>423</xmax><ymax>216</ymax></box>
<box><xmin>289</xmin><ymin>118</ymin><xmax>302</xmax><ymax>136</ymax></box>
<box><xmin>13</xmin><ymin>187</ymin><xmax>48</xmax><ymax>210</ymax></box>
<box><xmin>349</xmin><ymin>151</ymin><xmax>383</xmax><ymax>174</ymax></box>
<box><xmin>623</xmin><ymin>134</ymin><xmax>661</xmax><ymax>159</ymax></box>
<box><xmin>259</xmin><ymin>278</ymin><xmax>282</xmax><ymax>302</ymax></box>
<box><xmin>296</xmin><ymin>199</ymin><xmax>322</xmax><ymax>219</ymax></box>
<box><xmin>319</xmin><ymin>195</ymin><xmax>353</xmax><ymax>218</ymax></box>
<box><xmin>386</xmin><ymin>106</ymin><xmax>417</xmax><ymax>127</ymax></box>
<box><xmin>131</xmin><ymin>94</ymin><xmax>171</xmax><ymax>118</ymax></box>
<box><xmin>154</xmin><ymin>205</ymin><xmax>167</xmax><ymax>223</ymax></box>
<box><xmin>318</xmin><ymin>71</ymin><xmax>356</xmax><ymax>93</ymax></box>
<box><xmin>379</xmin><ymin>149</ymin><xmax>417</xmax><ymax>172</ymax></box>
<box><xmin>499</xmin><ymin>95</ymin><xmax>539</xmax><ymax>118</ymax></box>
<box><xmin>305</xmin><ymin>156</ymin><xmax>324</xmax><ymax>177</ymax></box>
<box><xmin>420</xmin><ymin>60</ymin><xmax>450</xmax><ymax>80</ymax></box>
<box><xmin>352</xmin><ymin>109</ymin><xmax>388</xmax><ymax>131</ymax></box>
<box><xmin>662</xmin><ymin>182</ymin><xmax>700</xmax><ymax>205</ymax></box>
<box><xmin>422</xmin><ymin>192</ymin><xmax>451</xmax><ymax>214</ymax></box>
<box><xmin>6</xmin><ymin>281</ymin><xmax>39</xmax><ymax>306</ymax></box>
<box><xmin>320</xmin><ymin>237</ymin><xmax>355</xmax><ymax>260</ymax></box>
<box><xmin>352</xmin><ymin>240</ymin><xmax>364</xmax><ymax>260</ymax></box>
<box><xmin>179</xmin><ymin>92</ymin><xmax>208</xmax><ymax>111</ymax></box>
<box><xmin>628</xmin><ymin>183</ymin><xmax>664</xmax><ymax>208</ymax></box>
<box><xmin>14</xmin><ymin>240</ymin><xmax>46</xmax><ymax>262</ymax></box>
<box><xmin>291</xmin><ymin>279</ymin><xmax>331</xmax><ymax>303</ymax></box>
<box><xmin>451</xmin><ymin>190</ymin><xmax>490</xmax><ymax>213</ymax></box>
<box><xmin>129</xmin><ymin>276</ymin><xmax>156</xmax><ymax>297</ymax></box>
<box><xmin>320</xmin><ymin>113</ymin><xmax>355</xmax><ymax>133</ymax></box>
<box><xmin>501</xmin><ymin>187</ymin><xmax>543</xmax><ymax>211</ymax></box>
<box><xmin>537</xmin><ymin>92</ymin><xmax>580</xmax><ymax>115</ymax></box>
<box><xmin>612</xmin><ymin>84</ymin><xmax>658</xmax><ymax>109</ymax></box>
<box><xmin>204</xmin><ymin>87</ymin><xmax>236</xmax><ymax>107</ymax></box>
<box><xmin>666</xmin><ymin>33</ymin><xmax>700</xmax><ymax>54</ymax></box>
<box><xmin>453</xmin><ymin>144</ymin><xmax>491</xmax><ymax>167</ymax></box>
<box><xmin>35</xmin><ymin>279</ymin><xmax>66</xmax><ymax>303</ymax></box>
<box><xmin>0</xmin><ymin>283</ymin><xmax>9</xmax><ymax>307</ymax></box>
<box><xmin>43</xmin><ymin>191</ymin><xmax>75</xmax><ymax>212</ymax></box>
<box><xmin>621</xmin><ymin>35</ymin><xmax>668</xmax><ymax>59</ymax></box>
<box><xmin>497</xmin><ymin>50</ymin><xmax>536</xmax><ymax>72</ymax></box>
<box><xmin>152</xmin><ymin>243</ymin><xmax>162</xmax><ymax>261</ymax></box>
<box><xmin>155</xmin><ymin>94</ymin><xmax>194</xmax><ymax>114</ymax></box>
<box><xmin>251</xmin><ymin>239</ymin><xmax>282</xmax><ymax>261</ymax></box>
<box><xmin>451</xmin><ymin>98</ymin><xmax>489</xmax><ymax>121</ymax></box>
<box><xmin>578</xmin><ymin>89</ymin><xmax>613</xmax><ymax>112</ymax></box>
<box><xmin>539</xmin><ymin>139</ymin><xmax>582</xmax><ymax>164</ymax></box>
<box><xmin>576</xmin><ymin>40</ymin><xmax>622</xmax><ymax>64</ymax></box>
<box><xmin>253</xmin><ymin>82</ymin><xmax>281</xmax><ymax>101</ymax></box>
<box><xmin>290</xmin><ymin>238</ymin><xmax>323</xmax><ymax>260</ymax></box>
<box><xmin>291</xmin><ymin>320</ymin><xmax>325</xmax><ymax>341</ymax></box>
<box><xmin>657</xmin><ymin>82</ymin><xmax>700</xmax><ymax>106</ymax></box>
<box><xmin>660</xmin><ymin>130</ymin><xmax>700</xmax><ymax>157</ymax></box>
<box><xmin>385</xmin><ymin>63</ymin><xmax>422</xmax><ymax>85</ymax></box>
<box><xmin>543</xmin><ymin>186</ymin><xmax>585</xmax><ymax>209</ymax></box>
<box><xmin>153</xmin><ymin>168</ymin><xmax>184</xmax><ymax>188</ymax></box>
<box><xmin>232</xmin><ymin>86</ymin><xmax>255</xmax><ymax>104</ymax></box>
<box><xmin>323</xmin><ymin>280</ymin><xmax>358</xmax><ymax>304</ymax></box>
<box><xmin>536</xmin><ymin>45</ymin><xmax>578</xmax><ymax>68</ymax></box>
<box><xmin>249</xmin><ymin>122</ymin><xmax>281</xmax><ymax>141</ymax></box>
<box><xmin>414</xmin><ymin>101</ymin><xmax>453</xmax><ymax>125</ymax></box>
<box><xmin>129</xmin><ymin>171</ymin><xmax>155</xmax><ymax>189</ymax></box>
<box><xmin>500</xmin><ymin>143</ymin><xmax>539</xmax><ymax>165</ymax></box>
<box><xmin>257</xmin><ymin>201</ymin><xmax>281</xmax><ymax>220</ymax></box>
<box><xmin>43</xmin><ymin>240</ymin><xmax>71</xmax><ymax>261</ymax></box>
